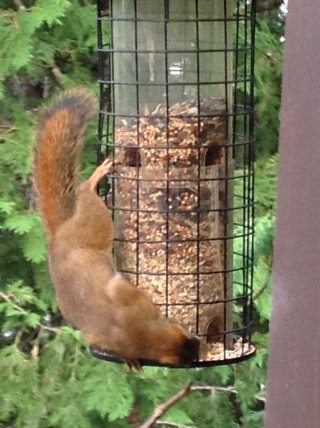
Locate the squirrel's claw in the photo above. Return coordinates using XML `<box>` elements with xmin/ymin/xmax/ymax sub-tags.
<box><xmin>125</xmin><ymin>359</ymin><xmax>142</xmax><ymax>372</ymax></box>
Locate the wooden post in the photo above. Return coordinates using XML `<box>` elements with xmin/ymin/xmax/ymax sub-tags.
<box><xmin>265</xmin><ymin>1</ymin><xmax>320</xmax><ymax>426</ymax></box>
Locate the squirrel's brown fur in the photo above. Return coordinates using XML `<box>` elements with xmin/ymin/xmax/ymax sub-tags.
<box><xmin>33</xmin><ymin>88</ymin><xmax>199</xmax><ymax>369</ymax></box>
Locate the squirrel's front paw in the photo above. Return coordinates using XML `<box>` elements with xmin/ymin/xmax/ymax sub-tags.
<box><xmin>99</xmin><ymin>158</ymin><xmax>122</xmax><ymax>176</ymax></box>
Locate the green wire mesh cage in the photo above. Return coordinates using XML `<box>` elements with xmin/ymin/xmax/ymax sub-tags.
<box><xmin>94</xmin><ymin>0</ymin><xmax>256</xmax><ymax>367</ymax></box>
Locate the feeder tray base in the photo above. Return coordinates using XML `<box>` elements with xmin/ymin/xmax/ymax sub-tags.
<box><xmin>90</xmin><ymin>336</ymin><xmax>256</xmax><ymax>368</ymax></box>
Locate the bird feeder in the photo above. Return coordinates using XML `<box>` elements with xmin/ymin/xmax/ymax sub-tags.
<box><xmin>95</xmin><ymin>0</ymin><xmax>256</xmax><ymax>367</ymax></box>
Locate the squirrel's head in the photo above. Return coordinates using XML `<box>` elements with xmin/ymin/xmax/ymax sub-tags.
<box><xmin>156</xmin><ymin>322</ymin><xmax>200</xmax><ymax>367</ymax></box>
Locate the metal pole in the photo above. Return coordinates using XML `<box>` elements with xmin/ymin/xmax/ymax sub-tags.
<box><xmin>265</xmin><ymin>1</ymin><xmax>320</xmax><ymax>427</ymax></box>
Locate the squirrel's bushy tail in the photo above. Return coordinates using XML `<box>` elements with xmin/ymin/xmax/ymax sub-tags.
<box><xmin>33</xmin><ymin>88</ymin><xmax>97</xmax><ymax>237</ymax></box>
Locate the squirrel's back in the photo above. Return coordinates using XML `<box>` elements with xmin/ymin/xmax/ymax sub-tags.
<box><xmin>33</xmin><ymin>88</ymin><xmax>97</xmax><ymax>238</ymax></box>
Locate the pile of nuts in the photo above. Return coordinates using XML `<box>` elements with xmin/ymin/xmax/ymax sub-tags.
<box><xmin>206</xmin><ymin>337</ymin><xmax>256</xmax><ymax>361</ymax></box>
<box><xmin>112</xmin><ymin>98</ymin><xmax>240</xmax><ymax>361</ymax></box>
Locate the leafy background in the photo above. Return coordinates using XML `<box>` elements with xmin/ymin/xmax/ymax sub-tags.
<box><xmin>0</xmin><ymin>0</ymin><xmax>284</xmax><ymax>426</ymax></box>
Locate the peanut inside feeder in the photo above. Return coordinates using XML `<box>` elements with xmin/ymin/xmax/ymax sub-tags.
<box><xmin>114</xmin><ymin>98</ymin><xmax>234</xmax><ymax>360</ymax></box>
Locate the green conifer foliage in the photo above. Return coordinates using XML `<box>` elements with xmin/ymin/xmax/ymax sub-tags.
<box><xmin>0</xmin><ymin>1</ymin><xmax>282</xmax><ymax>426</ymax></box>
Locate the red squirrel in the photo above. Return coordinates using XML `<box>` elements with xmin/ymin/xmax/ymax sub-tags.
<box><xmin>33</xmin><ymin>88</ymin><xmax>199</xmax><ymax>369</ymax></box>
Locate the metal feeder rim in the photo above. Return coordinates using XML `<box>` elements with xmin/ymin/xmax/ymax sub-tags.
<box><xmin>90</xmin><ymin>341</ymin><xmax>256</xmax><ymax>369</ymax></box>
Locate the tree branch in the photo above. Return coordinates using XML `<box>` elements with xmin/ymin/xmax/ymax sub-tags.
<box><xmin>0</xmin><ymin>290</ymin><xmax>28</xmax><ymax>315</ymax></box>
<box><xmin>31</xmin><ymin>325</ymin><xmax>44</xmax><ymax>358</ymax></box>
<box><xmin>156</xmin><ymin>422</ymin><xmax>196</xmax><ymax>428</ymax></box>
<box><xmin>51</xmin><ymin>65</ymin><xmax>63</xmax><ymax>82</ymax></box>
<box><xmin>0</xmin><ymin>291</ymin><xmax>59</xmax><ymax>334</ymax></box>
<box><xmin>138</xmin><ymin>381</ymin><xmax>193</xmax><ymax>428</ymax></box>
<box><xmin>253</xmin><ymin>257</ymin><xmax>273</xmax><ymax>301</ymax></box>
<box><xmin>139</xmin><ymin>379</ymin><xmax>266</xmax><ymax>428</ymax></box>
<box><xmin>190</xmin><ymin>385</ymin><xmax>237</xmax><ymax>395</ymax></box>
<box><xmin>191</xmin><ymin>384</ymin><xmax>266</xmax><ymax>405</ymax></box>
<box><xmin>13</xmin><ymin>0</ymin><xmax>27</xmax><ymax>11</ymax></box>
